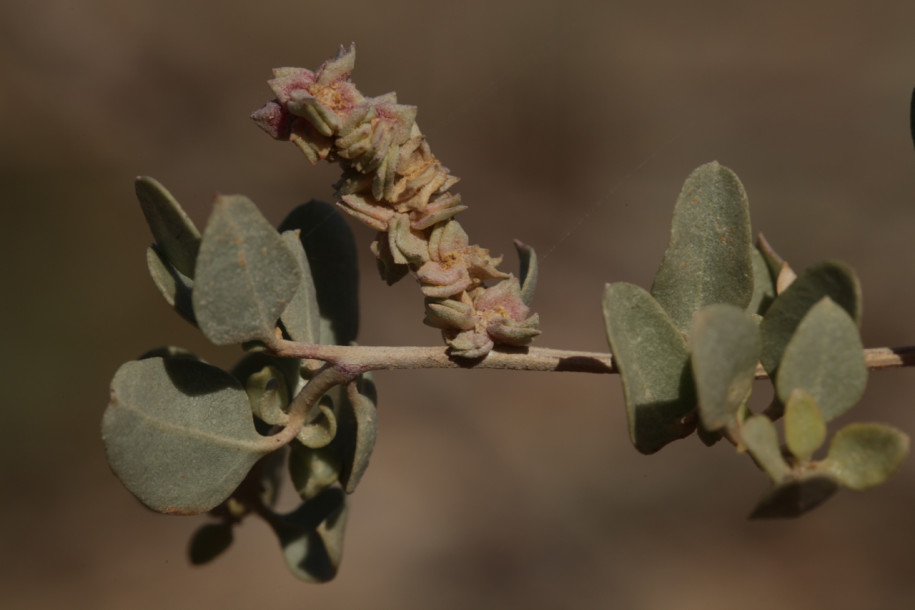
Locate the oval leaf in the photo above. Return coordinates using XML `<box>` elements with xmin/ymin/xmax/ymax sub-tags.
<box><xmin>741</xmin><ymin>414</ymin><xmax>791</xmax><ymax>483</ymax></box>
<box><xmin>823</xmin><ymin>423</ymin><xmax>910</xmax><ymax>490</ymax></box>
<box><xmin>102</xmin><ymin>358</ymin><xmax>269</xmax><ymax>514</ymax></box>
<box><xmin>603</xmin><ymin>282</ymin><xmax>696</xmax><ymax>454</ymax></box>
<box><xmin>775</xmin><ymin>298</ymin><xmax>867</xmax><ymax>421</ymax></box>
<box><xmin>759</xmin><ymin>261</ymin><xmax>861</xmax><ymax>375</ymax></box>
<box><xmin>279</xmin><ymin>200</ymin><xmax>359</xmax><ymax>345</ymax></box>
<box><xmin>336</xmin><ymin>375</ymin><xmax>379</xmax><ymax>493</ymax></box>
<box><xmin>193</xmin><ymin>194</ymin><xmax>301</xmax><ymax>345</ymax></box>
<box><xmin>650</xmin><ymin>162</ymin><xmax>754</xmax><ymax>333</ymax></box>
<box><xmin>747</xmin><ymin>247</ymin><xmax>776</xmax><ymax>315</ymax></box>
<box><xmin>690</xmin><ymin>304</ymin><xmax>759</xmax><ymax>431</ymax></box>
<box><xmin>279</xmin><ymin>231</ymin><xmax>322</xmax><ymax>343</ymax></box>
<box><xmin>784</xmin><ymin>389</ymin><xmax>826</xmax><ymax>462</ymax></box>
<box><xmin>136</xmin><ymin>177</ymin><xmax>201</xmax><ymax>277</ymax></box>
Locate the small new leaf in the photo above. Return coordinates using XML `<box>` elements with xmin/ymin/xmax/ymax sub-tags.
<box><xmin>775</xmin><ymin>297</ymin><xmax>867</xmax><ymax>421</ymax></box>
<box><xmin>102</xmin><ymin>358</ymin><xmax>270</xmax><ymax>514</ymax></box>
<box><xmin>784</xmin><ymin>389</ymin><xmax>827</xmax><ymax>462</ymax></box>
<box><xmin>603</xmin><ymin>282</ymin><xmax>696</xmax><ymax>454</ymax></box>
<box><xmin>741</xmin><ymin>414</ymin><xmax>791</xmax><ymax>483</ymax></box>
<box><xmin>823</xmin><ymin>423</ymin><xmax>910</xmax><ymax>490</ymax></box>
<box><xmin>193</xmin><ymin>194</ymin><xmax>301</xmax><ymax>345</ymax></box>
<box><xmin>650</xmin><ymin>162</ymin><xmax>754</xmax><ymax>333</ymax></box>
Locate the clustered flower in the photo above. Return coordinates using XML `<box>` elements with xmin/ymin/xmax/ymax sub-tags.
<box><xmin>252</xmin><ymin>45</ymin><xmax>539</xmax><ymax>358</ymax></box>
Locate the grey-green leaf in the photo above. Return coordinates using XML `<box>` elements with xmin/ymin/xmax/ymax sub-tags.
<box><xmin>650</xmin><ymin>162</ymin><xmax>754</xmax><ymax>333</ymax></box>
<box><xmin>102</xmin><ymin>358</ymin><xmax>269</xmax><ymax>514</ymax></box>
<box><xmin>690</xmin><ymin>304</ymin><xmax>759</xmax><ymax>432</ymax></box>
<box><xmin>514</xmin><ymin>239</ymin><xmax>538</xmax><ymax>307</ymax></box>
<box><xmin>279</xmin><ymin>200</ymin><xmax>359</xmax><ymax>345</ymax></box>
<box><xmin>747</xmin><ymin>247</ymin><xmax>776</xmax><ymax>315</ymax></box>
<box><xmin>136</xmin><ymin>177</ymin><xmax>201</xmax><ymax>277</ymax></box>
<box><xmin>603</xmin><ymin>282</ymin><xmax>696</xmax><ymax>454</ymax></box>
<box><xmin>337</xmin><ymin>375</ymin><xmax>379</xmax><ymax>493</ymax></box>
<box><xmin>280</xmin><ymin>231</ymin><xmax>322</xmax><ymax>343</ymax></box>
<box><xmin>748</xmin><ymin>473</ymin><xmax>839</xmax><ymax>519</ymax></box>
<box><xmin>741</xmin><ymin>414</ymin><xmax>791</xmax><ymax>483</ymax></box>
<box><xmin>784</xmin><ymin>389</ymin><xmax>827</xmax><ymax>462</ymax></box>
<box><xmin>823</xmin><ymin>423</ymin><xmax>910</xmax><ymax>490</ymax></box>
<box><xmin>759</xmin><ymin>261</ymin><xmax>861</xmax><ymax>375</ymax></box>
<box><xmin>193</xmin><ymin>194</ymin><xmax>301</xmax><ymax>345</ymax></box>
<box><xmin>146</xmin><ymin>245</ymin><xmax>196</xmax><ymax>325</ymax></box>
<box><xmin>775</xmin><ymin>298</ymin><xmax>867</xmax><ymax>421</ymax></box>
<box><xmin>269</xmin><ymin>487</ymin><xmax>349</xmax><ymax>583</ymax></box>
<box><xmin>188</xmin><ymin>523</ymin><xmax>234</xmax><ymax>565</ymax></box>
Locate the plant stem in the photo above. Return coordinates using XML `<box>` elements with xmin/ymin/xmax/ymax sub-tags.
<box><xmin>261</xmin><ymin>364</ymin><xmax>355</xmax><ymax>449</ymax></box>
<box><xmin>267</xmin><ymin>340</ymin><xmax>915</xmax><ymax>377</ymax></box>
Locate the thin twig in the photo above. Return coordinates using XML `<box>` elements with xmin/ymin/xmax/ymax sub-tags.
<box><xmin>258</xmin><ymin>364</ymin><xmax>355</xmax><ymax>449</ymax></box>
<box><xmin>267</xmin><ymin>339</ymin><xmax>915</xmax><ymax>377</ymax></box>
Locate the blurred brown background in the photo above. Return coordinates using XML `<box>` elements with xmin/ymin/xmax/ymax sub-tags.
<box><xmin>3</xmin><ymin>0</ymin><xmax>915</xmax><ymax>608</ymax></box>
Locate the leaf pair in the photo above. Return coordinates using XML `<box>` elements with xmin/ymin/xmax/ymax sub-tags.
<box><xmin>743</xmin><ymin>394</ymin><xmax>908</xmax><ymax>519</ymax></box>
<box><xmin>138</xmin><ymin>177</ymin><xmax>360</xmax><ymax>348</ymax></box>
<box><xmin>604</xmin><ymin>162</ymin><xmax>753</xmax><ymax>453</ymax></box>
<box><xmin>139</xmin><ymin>176</ymin><xmax>300</xmax><ymax>343</ymax></box>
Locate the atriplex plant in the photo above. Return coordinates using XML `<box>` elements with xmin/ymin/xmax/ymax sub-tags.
<box><xmin>102</xmin><ymin>45</ymin><xmax>912</xmax><ymax>582</ymax></box>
